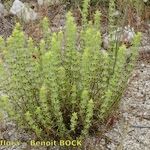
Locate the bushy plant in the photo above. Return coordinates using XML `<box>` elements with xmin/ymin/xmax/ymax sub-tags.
<box><xmin>0</xmin><ymin>0</ymin><xmax>141</xmax><ymax>140</ymax></box>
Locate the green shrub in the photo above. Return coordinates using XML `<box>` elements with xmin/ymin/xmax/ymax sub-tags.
<box><xmin>0</xmin><ymin>0</ymin><xmax>141</xmax><ymax>140</ymax></box>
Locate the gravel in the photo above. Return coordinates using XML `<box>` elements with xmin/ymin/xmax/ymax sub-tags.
<box><xmin>96</xmin><ymin>53</ymin><xmax>150</xmax><ymax>150</ymax></box>
<box><xmin>0</xmin><ymin>2</ymin><xmax>150</xmax><ymax>149</ymax></box>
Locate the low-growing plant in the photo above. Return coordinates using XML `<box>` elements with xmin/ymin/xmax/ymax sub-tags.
<box><xmin>0</xmin><ymin>0</ymin><xmax>141</xmax><ymax>140</ymax></box>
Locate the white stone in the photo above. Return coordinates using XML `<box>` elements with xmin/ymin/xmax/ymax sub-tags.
<box><xmin>10</xmin><ymin>0</ymin><xmax>25</xmax><ymax>15</ymax></box>
<box><xmin>21</xmin><ymin>6</ymin><xmax>38</xmax><ymax>22</ymax></box>
<box><xmin>37</xmin><ymin>0</ymin><xmax>44</xmax><ymax>5</ymax></box>
<box><xmin>10</xmin><ymin>0</ymin><xmax>38</xmax><ymax>22</ymax></box>
<box><xmin>37</xmin><ymin>0</ymin><xmax>61</xmax><ymax>6</ymax></box>
<box><xmin>143</xmin><ymin>0</ymin><xmax>148</xmax><ymax>2</ymax></box>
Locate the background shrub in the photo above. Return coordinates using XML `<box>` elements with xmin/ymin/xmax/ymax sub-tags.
<box><xmin>0</xmin><ymin>0</ymin><xmax>141</xmax><ymax>140</ymax></box>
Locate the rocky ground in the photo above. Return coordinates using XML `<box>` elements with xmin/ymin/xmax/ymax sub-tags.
<box><xmin>0</xmin><ymin>1</ymin><xmax>150</xmax><ymax>150</ymax></box>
